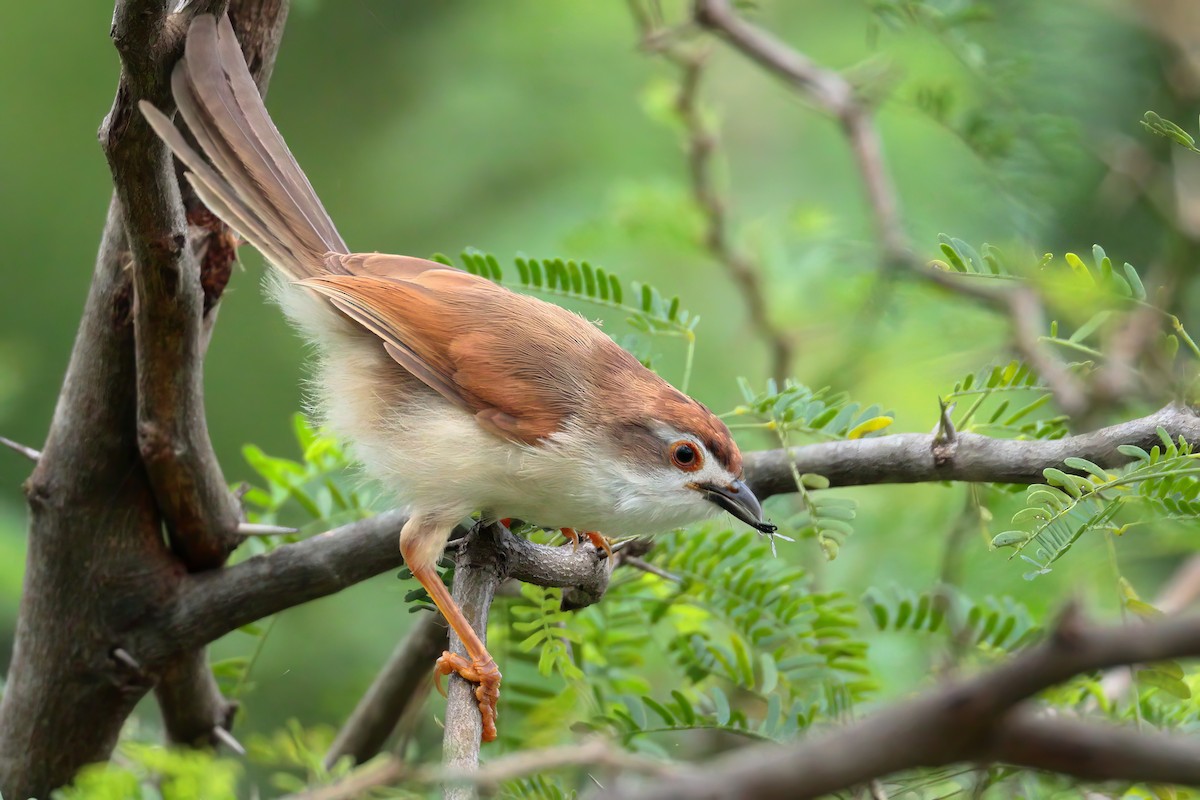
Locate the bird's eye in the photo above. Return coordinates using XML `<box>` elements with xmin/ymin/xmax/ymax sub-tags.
<box><xmin>670</xmin><ymin>441</ymin><xmax>703</xmax><ymax>472</ymax></box>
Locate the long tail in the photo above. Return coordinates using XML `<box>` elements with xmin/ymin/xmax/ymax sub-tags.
<box><xmin>140</xmin><ymin>14</ymin><xmax>347</xmax><ymax>281</ymax></box>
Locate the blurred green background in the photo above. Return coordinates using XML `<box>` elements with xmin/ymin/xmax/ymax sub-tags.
<box><xmin>2</xmin><ymin>0</ymin><xmax>1196</xmax><ymax>776</ymax></box>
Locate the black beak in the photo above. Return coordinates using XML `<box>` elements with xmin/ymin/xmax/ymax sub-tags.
<box><xmin>694</xmin><ymin>479</ymin><xmax>776</xmax><ymax>533</ymax></box>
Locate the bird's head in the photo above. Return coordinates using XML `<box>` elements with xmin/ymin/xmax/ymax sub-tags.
<box><xmin>604</xmin><ymin>392</ymin><xmax>776</xmax><ymax>534</ymax></box>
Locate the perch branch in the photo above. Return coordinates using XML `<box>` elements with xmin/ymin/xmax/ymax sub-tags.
<box><xmin>171</xmin><ymin>513</ymin><xmax>613</xmax><ymax>656</ymax></box>
<box><xmin>441</xmin><ymin>525</ymin><xmax>507</xmax><ymax>800</ymax></box>
<box><xmin>172</xmin><ymin>402</ymin><xmax>1199</xmax><ymax>650</ymax></box>
<box><xmin>607</xmin><ymin>607</ymin><xmax>1200</xmax><ymax>800</ymax></box>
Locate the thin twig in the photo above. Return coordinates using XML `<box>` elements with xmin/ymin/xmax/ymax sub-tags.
<box><xmin>281</xmin><ymin>757</ymin><xmax>406</xmax><ymax>800</ymax></box>
<box><xmin>691</xmin><ymin>0</ymin><xmax>1113</xmax><ymax>420</ymax></box>
<box><xmin>694</xmin><ymin>0</ymin><xmax>910</xmax><ymax>269</ymax></box>
<box><xmin>630</xmin><ymin>2</ymin><xmax>793</xmax><ymax>383</ymax></box>
<box><xmin>1007</xmin><ymin>287</ymin><xmax>1089</xmax><ymax>418</ymax></box>
<box><xmin>621</xmin><ymin>555</ymin><xmax>682</xmax><ymax>583</ymax></box>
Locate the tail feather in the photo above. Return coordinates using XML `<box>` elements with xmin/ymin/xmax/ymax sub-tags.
<box><xmin>139</xmin><ymin>13</ymin><xmax>348</xmax><ymax>281</ymax></box>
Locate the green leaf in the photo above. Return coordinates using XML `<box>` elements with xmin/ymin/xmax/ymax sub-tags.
<box><xmin>991</xmin><ymin>530</ymin><xmax>1029</xmax><ymax>548</ymax></box>
<box><xmin>1139</xmin><ymin>668</ymin><xmax>1192</xmax><ymax>699</ymax></box>
<box><xmin>1063</xmin><ymin>457</ymin><xmax>1108</xmax><ymax>480</ymax></box>
<box><xmin>800</xmin><ymin>473</ymin><xmax>830</xmax><ymax>490</ymax></box>
<box><xmin>1124</xmin><ymin>262</ymin><xmax>1147</xmax><ymax>300</ymax></box>
<box><xmin>847</xmin><ymin>416</ymin><xmax>893</xmax><ymax>439</ymax></box>
<box><xmin>1118</xmin><ymin>444</ymin><xmax>1151</xmax><ymax>461</ymax></box>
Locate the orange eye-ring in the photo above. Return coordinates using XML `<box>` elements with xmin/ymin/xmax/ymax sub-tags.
<box><xmin>670</xmin><ymin>441</ymin><xmax>703</xmax><ymax>472</ymax></box>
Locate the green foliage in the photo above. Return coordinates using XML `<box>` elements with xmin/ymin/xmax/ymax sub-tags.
<box><xmin>863</xmin><ymin>585</ymin><xmax>1042</xmax><ymax>652</ymax></box>
<box><xmin>432</xmin><ymin>248</ymin><xmax>698</xmax><ymax>339</ymax></box>
<box><xmin>492</xmin><ymin>526</ymin><xmax>873</xmax><ymax>764</ymax></box>
<box><xmin>726</xmin><ymin>379</ymin><xmax>891</xmax><ymax>559</ymax></box>
<box><xmin>246</xmin><ymin>719</ymin><xmax>353</xmax><ymax>795</ymax></box>
<box><xmin>1142</xmin><ymin>111</ymin><xmax>1200</xmax><ymax>154</ymax></box>
<box><xmin>239</xmin><ymin>413</ymin><xmax>375</xmax><ymax>545</ymax></box>
<box><xmin>943</xmin><ymin>359</ymin><xmax>1071</xmax><ymax>440</ymax></box>
<box><xmin>55</xmin><ymin>743</ymin><xmax>241</xmax><ymax>800</ymax></box>
<box><xmin>511</xmin><ymin>584</ymin><xmax>584</xmax><ymax>679</ymax></box>
<box><xmin>993</xmin><ymin>430</ymin><xmax>1200</xmax><ymax>578</ymax></box>
<box><xmin>728</xmin><ymin>379</ymin><xmax>895</xmax><ymax>441</ymax></box>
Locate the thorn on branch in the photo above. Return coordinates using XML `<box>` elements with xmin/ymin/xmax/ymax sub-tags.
<box><xmin>111</xmin><ymin>647</ymin><xmax>143</xmax><ymax>673</ymax></box>
<box><xmin>932</xmin><ymin>399</ymin><xmax>957</xmax><ymax>465</ymax></box>
<box><xmin>237</xmin><ymin>521</ymin><xmax>298</xmax><ymax>536</ymax></box>
<box><xmin>0</xmin><ymin>435</ymin><xmax>41</xmax><ymax>463</ymax></box>
<box><xmin>212</xmin><ymin>724</ymin><xmax>245</xmax><ymax>756</ymax></box>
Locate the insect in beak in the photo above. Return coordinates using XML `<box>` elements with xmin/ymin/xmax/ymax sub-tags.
<box><xmin>692</xmin><ymin>479</ymin><xmax>776</xmax><ymax>533</ymax></box>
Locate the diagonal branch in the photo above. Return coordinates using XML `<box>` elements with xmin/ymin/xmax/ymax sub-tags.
<box><xmin>693</xmin><ymin>0</ymin><xmax>910</xmax><ymax>269</ymax></box>
<box><xmin>692</xmin><ymin>0</ymin><xmax>1094</xmax><ymax>416</ymax></box>
<box><xmin>324</xmin><ymin>612</ymin><xmax>448</xmax><ymax>768</ymax></box>
<box><xmin>629</xmin><ymin>2</ymin><xmax>794</xmax><ymax>383</ymax></box>
<box><xmin>605</xmin><ymin>607</ymin><xmax>1200</xmax><ymax>799</ymax></box>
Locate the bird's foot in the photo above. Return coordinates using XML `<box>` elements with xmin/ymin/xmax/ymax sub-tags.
<box><xmin>560</xmin><ymin>528</ymin><xmax>611</xmax><ymax>558</ymax></box>
<box><xmin>585</xmin><ymin>530</ymin><xmax>613</xmax><ymax>559</ymax></box>
<box><xmin>434</xmin><ymin>650</ymin><xmax>501</xmax><ymax>742</ymax></box>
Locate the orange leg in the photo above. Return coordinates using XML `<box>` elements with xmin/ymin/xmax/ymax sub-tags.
<box><xmin>560</xmin><ymin>527</ymin><xmax>581</xmax><ymax>551</ymax></box>
<box><xmin>412</xmin><ymin>563</ymin><xmax>501</xmax><ymax>742</ymax></box>
<box><xmin>401</xmin><ymin>519</ymin><xmax>500</xmax><ymax>743</ymax></box>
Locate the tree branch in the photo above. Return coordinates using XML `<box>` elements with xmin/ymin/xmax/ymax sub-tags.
<box><xmin>693</xmin><ymin>0</ymin><xmax>910</xmax><ymax>269</ymax></box>
<box><xmin>170</xmin><ymin>513</ymin><xmax>614</xmax><ymax>653</ymax></box>
<box><xmin>165</xmin><ymin>402</ymin><xmax>1199</xmax><ymax>657</ymax></box>
<box><xmin>324</xmin><ymin>612</ymin><xmax>448</xmax><ymax>768</ymax></box>
<box><xmin>105</xmin><ymin>0</ymin><xmax>290</xmax><ymax>762</ymax></box>
<box><xmin>442</xmin><ymin>525</ymin><xmax>506</xmax><ymax>800</ymax></box>
<box><xmin>629</xmin><ymin>3</ymin><xmax>794</xmax><ymax>383</ymax></box>
<box><xmin>744</xmin><ymin>402</ymin><xmax>1199</xmax><ymax>500</ymax></box>
<box><xmin>0</xmin><ymin>5</ymin><xmax>288</xmax><ymax>795</ymax></box>
<box><xmin>154</xmin><ymin>647</ymin><xmax>239</xmax><ymax>750</ymax></box>
<box><xmin>605</xmin><ymin>607</ymin><xmax>1200</xmax><ymax>800</ymax></box>
<box><xmin>104</xmin><ymin>0</ymin><xmax>241</xmax><ymax>573</ymax></box>
<box><xmin>692</xmin><ymin>0</ymin><xmax>1100</xmax><ymax>418</ymax></box>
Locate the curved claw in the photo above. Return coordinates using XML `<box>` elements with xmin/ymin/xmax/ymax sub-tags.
<box><xmin>435</xmin><ymin>650</ymin><xmax>502</xmax><ymax>742</ymax></box>
<box><xmin>584</xmin><ymin>531</ymin><xmax>613</xmax><ymax>559</ymax></box>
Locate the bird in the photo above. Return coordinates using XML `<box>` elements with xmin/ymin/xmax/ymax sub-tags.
<box><xmin>141</xmin><ymin>13</ymin><xmax>776</xmax><ymax>743</ymax></box>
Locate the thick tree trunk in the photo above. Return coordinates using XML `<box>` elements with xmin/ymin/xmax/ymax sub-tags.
<box><xmin>0</xmin><ymin>4</ymin><xmax>289</xmax><ymax>796</ymax></box>
<box><xmin>0</xmin><ymin>201</ymin><xmax>176</xmax><ymax>798</ymax></box>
